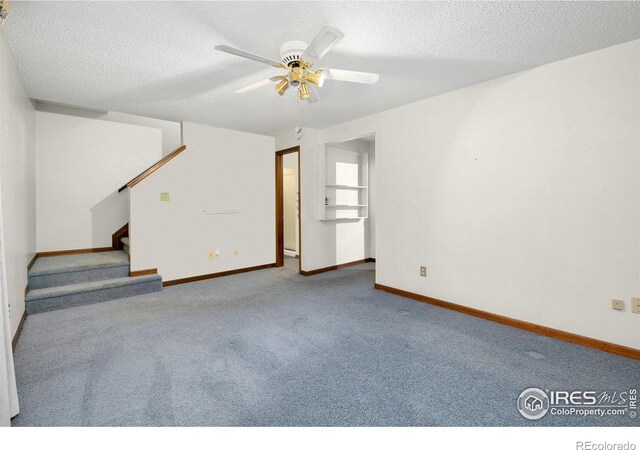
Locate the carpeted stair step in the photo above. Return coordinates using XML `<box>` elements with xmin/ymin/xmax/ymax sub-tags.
<box><xmin>26</xmin><ymin>274</ymin><xmax>163</xmax><ymax>314</ymax></box>
<box><xmin>29</xmin><ymin>251</ymin><xmax>130</xmax><ymax>289</ymax></box>
<box><xmin>121</xmin><ymin>237</ymin><xmax>130</xmax><ymax>255</ymax></box>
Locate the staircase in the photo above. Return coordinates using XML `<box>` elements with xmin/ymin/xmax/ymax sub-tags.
<box><xmin>26</xmin><ymin>250</ymin><xmax>162</xmax><ymax>314</ymax></box>
<box><xmin>121</xmin><ymin>237</ymin><xmax>130</xmax><ymax>255</ymax></box>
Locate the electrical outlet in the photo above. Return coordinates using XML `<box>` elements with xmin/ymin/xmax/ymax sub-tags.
<box><xmin>612</xmin><ymin>299</ymin><xmax>624</xmax><ymax>311</ymax></box>
<box><xmin>215</xmin><ymin>249</ymin><xmax>221</xmax><ymax>256</ymax></box>
<box><xmin>632</xmin><ymin>297</ymin><xmax>640</xmax><ymax>314</ymax></box>
<box><xmin>160</xmin><ymin>192</ymin><xmax>170</xmax><ymax>202</ymax></box>
<box><xmin>208</xmin><ymin>251</ymin><xmax>215</xmax><ymax>260</ymax></box>
<box><xmin>420</xmin><ymin>266</ymin><xmax>427</xmax><ymax>277</ymax></box>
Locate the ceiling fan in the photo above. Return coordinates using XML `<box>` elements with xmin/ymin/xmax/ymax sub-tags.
<box><xmin>215</xmin><ymin>25</ymin><xmax>379</xmax><ymax>103</ymax></box>
<box><xmin>0</xmin><ymin>0</ymin><xmax>10</xmax><ymax>28</ymax></box>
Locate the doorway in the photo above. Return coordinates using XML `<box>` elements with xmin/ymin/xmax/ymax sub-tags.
<box><xmin>275</xmin><ymin>146</ymin><xmax>301</xmax><ymax>272</ymax></box>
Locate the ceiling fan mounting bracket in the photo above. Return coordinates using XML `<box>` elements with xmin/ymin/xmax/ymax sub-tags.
<box><xmin>279</xmin><ymin>40</ymin><xmax>309</xmax><ymax>67</ymax></box>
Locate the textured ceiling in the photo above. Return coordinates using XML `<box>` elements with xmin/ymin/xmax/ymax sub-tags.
<box><xmin>5</xmin><ymin>1</ymin><xmax>640</xmax><ymax>136</ymax></box>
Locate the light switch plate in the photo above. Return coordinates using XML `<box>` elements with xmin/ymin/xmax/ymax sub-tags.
<box><xmin>612</xmin><ymin>299</ymin><xmax>624</xmax><ymax>311</ymax></box>
<box><xmin>160</xmin><ymin>192</ymin><xmax>170</xmax><ymax>202</ymax></box>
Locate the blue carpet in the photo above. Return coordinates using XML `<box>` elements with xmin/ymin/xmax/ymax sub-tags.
<box><xmin>11</xmin><ymin>259</ymin><xmax>640</xmax><ymax>426</ymax></box>
<box><xmin>26</xmin><ymin>251</ymin><xmax>162</xmax><ymax>313</ymax></box>
<box><xmin>26</xmin><ymin>274</ymin><xmax>163</xmax><ymax>314</ymax></box>
<box><xmin>29</xmin><ymin>251</ymin><xmax>129</xmax><ymax>289</ymax></box>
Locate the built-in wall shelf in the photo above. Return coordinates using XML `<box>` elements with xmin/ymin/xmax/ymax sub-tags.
<box><xmin>319</xmin><ymin>145</ymin><xmax>369</xmax><ymax>220</ymax></box>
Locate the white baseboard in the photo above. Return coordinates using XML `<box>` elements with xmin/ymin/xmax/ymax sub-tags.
<box><xmin>284</xmin><ymin>249</ymin><xmax>298</xmax><ymax>258</ymax></box>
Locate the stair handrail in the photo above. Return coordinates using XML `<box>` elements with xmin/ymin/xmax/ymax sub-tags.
<box><xmin>118</xmin><ymin>145</ymin><xmax>187</xmax><ymax>192</ymax></box>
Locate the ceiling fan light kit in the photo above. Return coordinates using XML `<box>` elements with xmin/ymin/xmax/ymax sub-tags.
<box><xmin>215</xmin><ymin>25</ymin><xmax>379</xmax><ymax>104</ymax></box>
<box><xmin>298</xmin><ymin>82</ymin><xmax>311</xmax><ymax>100</ymax></box>
<box><xmin>305</xmin><ymin>69</ymin><xmax>324</xmax><ymax>87</ymax></box>
<box><xmin>275</xmin><ymin>78</ymin><xmax>289</xmax><ymax>96</ymax></box>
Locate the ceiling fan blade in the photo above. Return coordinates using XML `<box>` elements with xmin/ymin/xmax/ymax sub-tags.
<box><xmin>306</xmin><ymin>85</ymin><xmax>320</xmax><ymax>104</ymax></box>
<box><xmin>301</xmin><ymin>25</ymin><xmax>345</xmax><ymax>61</ymax></box>
<box><xmin>323</xmin><ymin>69</ymin><xmax>379</xmax><ymax>84</ymax></box>
<box><xmin>215</xmin><ymin>45</ymin><xmax>283</xmax><ymax>68</ymax></box>
<box><xmin>234</xmin><ymin>78</ymin><xmax>276</xmax><ymax>94</ymax></box>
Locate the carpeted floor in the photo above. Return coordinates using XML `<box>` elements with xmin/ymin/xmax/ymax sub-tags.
<box><xmin>12</xmin><ymin>258</ymin><xmax>640</xmax><ymax>426</ymax></box>
<box><xmin>30</xmin><ymin>251</ymin><xmax>129</xmax><ymax>274</ymax></box>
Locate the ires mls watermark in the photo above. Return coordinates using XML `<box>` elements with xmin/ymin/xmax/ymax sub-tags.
<box><xmin>576</xmin><ymin>443</ymin><xmax>637</xmax><ymax>450</ymax></box>
<box><xmin>517</xmin><ymin>387</ymin><xmax>637</xmax><ymax>420</ymax></box>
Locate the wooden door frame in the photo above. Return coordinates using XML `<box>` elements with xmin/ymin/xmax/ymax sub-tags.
<box><xmin>275</xmin><ymin>146</ymin><xmax>301</xmax><ymax>272</ymax></box>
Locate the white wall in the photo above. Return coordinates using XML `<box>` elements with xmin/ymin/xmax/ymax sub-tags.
<box><xmin>35</xmin><ymin>102</ymin><xmax>181</xmax><ymax>156</ymax></box>
<box><xmin>0</xmin><ymin>32</ymin><xmax>36</xmax><ymax>336</ymax></box>
<box><xmin>277</xmin><ymin>129</ymin><xmax>319</xmax><ymax>271</ymax></box>
<box><xmin>368</xmin><ymin>141</ymin><xmax>376</xmax><ymax>259</ymax></box>
<box><xmin>130</xmin><ymin>122</ymin><xmax>275</xmax><ymax>282</ymax></box>
<box><xmin>276</xmin><ymin>132</ymin><xmax>375</xmax><ymax>271</ymax></box>
<box><xmin>279</xmin><ymin>39</ymin><xmax>640</xmax><ymax>350</ymax></box>
<box><xmin>36</xmin><ymin>111</ymin><xmax>163</xmax><ymax>252</ymax></box>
